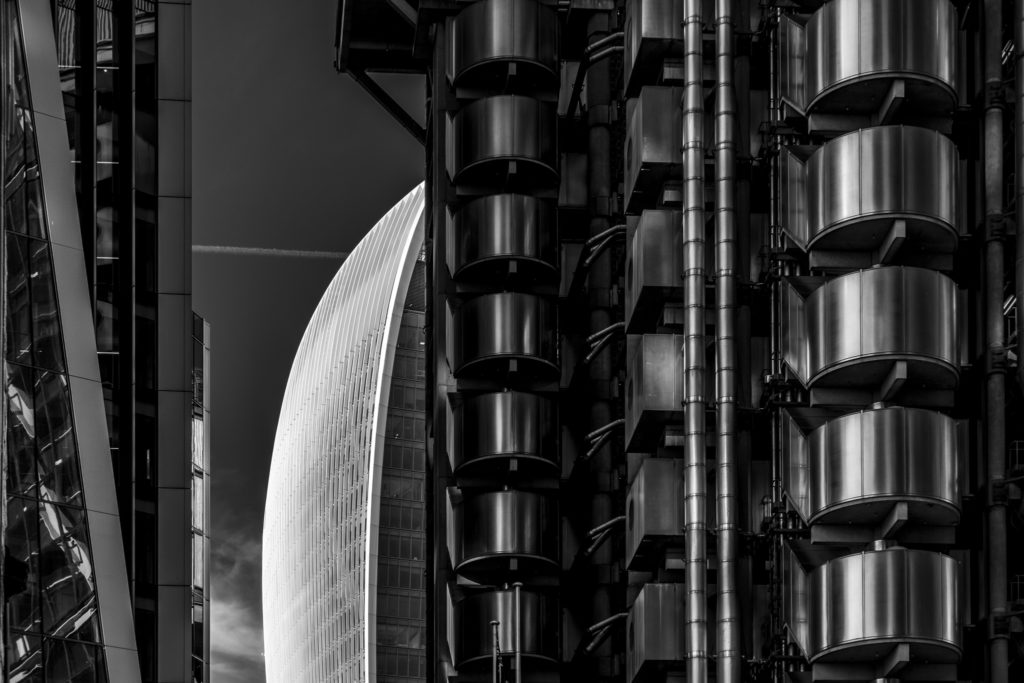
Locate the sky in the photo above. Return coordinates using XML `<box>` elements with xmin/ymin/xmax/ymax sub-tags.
<box><xmin>191</xmin><ymin>2</ymin><xmax>424</xmax><ymax>680</ymax></box>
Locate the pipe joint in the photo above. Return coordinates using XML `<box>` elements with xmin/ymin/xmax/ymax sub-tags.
<box><xmin>985</xmin><ymin>214</ymin><xmax>1011</xmax><ymax>242</ymax></box>
<box><xmin>986</xmin><ymin>346</ymin><xmax>1009</xmax><ymax>376</ymax></box>
<box><xmin>986</xmin><ymin>81</ymin><xmax>1008</xmax><ymax>110</ymax></box>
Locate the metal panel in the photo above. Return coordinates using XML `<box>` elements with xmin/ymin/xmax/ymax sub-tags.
<box><xmin>452</xmin><ymin>391</ymin><xmax>558</xmax><ymax>476</ymax></box>
<box><xmin>803</xmin><ymin>127</ymin><xmax>957</xmax><ymax>257</ymax></box>
<box><xmin>451</xmin><ymin>292</ymin><xmax>559</xmax><ymax>378</ymax></box>
<box><xmin>448</xmin><ymin>193</ymin><xmax>557</xmax><ymax>282</ymax></box>
<box><xmin>624</xmin><ymin>86</ymin><xmax>682</xmax><ymax>212</ymax></box>
<box><xmin>626</xmin><ymin>459</ymin><xmax>685</xmax><ymax>570</ymax></box>
<box><xmin>778</xmin><ymin>15</ymin><xmax>807</xmax><ymax>113</ymax></box>
<box><xmin>625</xmin><ymin>210</ymin><xmax>684</xmax><ymax>333</ymax></box>
<box><xmin>623</xmin><ymin>0</ymin><xmax>684</xmax><ymax>96</ymax></box>
<box><xmin>626</xmin><ymin>583</ymin><xmax>686</xmax><ymax>683</ymax></box>
<box><xmin>808</xmin><ymin>548</ymin><xmax>960</xmax><ymax>664</ymax></box>
<box><xmin>447</xmin><ymin>95</ymin><xmax>558</xmax><ymax>187</ymax></box>
<box><xmin>801</xmin><ymin>267</ymin><xmax>959</xmax><ymax>390</ymax></box>
<box><xmin>453</xmin><ymin>589</ymin><xmax>558</xmax><ymax>667</ymax></box>
<box><xmin>804</xmin><ymin>0</ymin><xmax>957</xmax><ymax>117</ymax></box>
<box><xmin>625</xmin><ymin>334</ymin><xmax>684</xmax><ymax>451</ymax></box>
<box><xmin>449</xmin><ymin>0</ymin><xmax>558</xmax><ymax>91</ymax></box>
<box><xmin>807</xmin><ymin>407</ymin><xmax>959</xmax><ymax>526</ymax></box>
<box><xmin>453</xmin><ymin>490</ymin><xmax>559</xmax><ymax>572</ymax></box>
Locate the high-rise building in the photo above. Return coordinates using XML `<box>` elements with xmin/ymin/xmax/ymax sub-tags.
<box><xmin>262</xmin><ymin>184</ymin><xmax>427</xmax><ymax>683</ymax></box>
<box><xmin>332</xmin><ymin>1</ymin><xmax>1024</xmax><ymax>682</ymax></box>
<box><xmin>3</xmin><ymin>0</ymin><xmax>207</xmax><ymax>681</ymax></box>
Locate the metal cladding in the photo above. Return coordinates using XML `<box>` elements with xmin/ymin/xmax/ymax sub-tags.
<box><xmin>626</xmin><ymin>584</ymin><xmax>687</xmax><ymax>683</ymax></box>
<box><xmin>454</xmin><ymin>490</ymin><xmax>559</xmax><ymax>573</ymax></box>
<box><xmin>624</xmin><ymin>334</ymin><xmax>684</xmax><ymax>451</ymax></box>
<box><xmin>624</xmin><ymin>86</ymin><xmax>682</xmax><ymax>212</ymax></box>
<box><xmin>783</xmin><ymin>0</ymin><xmax>958</xmax><ymax>118</ymax></box>
<box><xmin>448</xmin><ymin>0</ymin><xmax>559</xmax><ymax>90</ymax></box>
<box><xmin>447</xmin><ymin>95</ymin><xmax>558</xmax><ymax>187</ymax></box>
<box><xmin>783</xmin><ymin>126</ymin><xmax>958</xmax><ymax>263</ymax></box>
<box><xmin>783</xmin><ymin>266</ymin><xmax>959</xmax><ymax>396</ymax></box>
<box><xmin>624</xmin><ymin>210</ymin><xmax>684</xmax><ymax>332</ymax></box>
<box><xmin>623</xmin><ymin>0</ymin><xmax>684</xmax><ymax>97</ymax></box>
<box><xmin>440</xmin><ymin>0</ymin><xmax>562</xmax><ymax>678</ymax></box>
<box><xmin>807</xmin><ymin>548</ymin><xmax>960</xmax><ymax>664</ymax></box>
<box><xmin>262</xmin><ymin>186</ymin><xmax>425</xmax><ymax>683</ymax></box>
<box><xmin>452</xmin><ymin>292</ymin><xmax>559</xmax><ymax>378</ymax></box>
<box><xmin>454</xmin><ymin>589</ymin><xmax>560</xmax><ymax>667</ymax></box>
<box><xmin>625</xmin><ymin>459</ymin><xmax>685</xmax><ymax>571</ymax></box>
<box><xmin>448</xmin><ymin>194</ymin><xmax>558</xmax><ymax>283</ymax></box>
<box><xmin>789</xmin><ymin>407</ymin><xmax>961</xmax><ymax>527</ymax></box>
<box><xmin>452</xmin><ymin>391</ymin><xmax>558</xmax><ymax>476</ymax></box>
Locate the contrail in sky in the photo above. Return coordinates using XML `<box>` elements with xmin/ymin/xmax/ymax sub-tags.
<box><xmin>192</xmin><ymin>245</ymin><xmax>349</xmax><ymax>260</ymax></box>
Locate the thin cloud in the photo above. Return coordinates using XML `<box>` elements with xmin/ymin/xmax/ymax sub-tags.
<box><xmin>193</xmin><ymin>244</ymin><xmax>348</xmax><ymax>259</ymax></box>
<box><xmin>211</xmin><ymin>526</ymin><xmax>265</xmax><ymax>682</ymax></box>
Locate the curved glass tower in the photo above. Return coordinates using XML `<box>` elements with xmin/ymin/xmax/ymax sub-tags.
<box><xmin>262</xmin><ymin>184</ymin><xmax>427</xmax><ymax>683</ymax></box>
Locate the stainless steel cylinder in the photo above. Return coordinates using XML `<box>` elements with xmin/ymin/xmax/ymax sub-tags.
<box><xmin>453</xmin><ymin>490</ymin><xmax>558</xmax><ymax>572</ymax></box>
<box><xmin>452</xmin><ymin>391</ymin><xmax>557</xmax><ymax>476</ymax></box>
<box><xmin>454</xmin><ymin>588</ymin><xmax>558</xmax><ymax>667</ymax></box>
<box><xmin>807</xmin><ymin>548</ymin><xmax>960</xmax><ymax>664</ymax></box>
<box><xmin>804</xmin><ymin>126</ymin><xmax>957</xmax><ymax>255</ymax></box>
<box><xmin>803</xmin><ymin>266</ymin><xmax>959</xmax><ymax>387</ymax></box>
<box><xmin>449</xmin><ymin>0</ymin><xmax>559</xmax><ymax>91</ymax></box>
<box><xmin>451</xmin><ymin>292</ymin><xmax>558</xmax><ymax>378</ymax></box>
<box><xmin>805</xmin><ymin>0</ymin><xmax>957</xmax><ymax>116</ymax></box>
<box><xmin>807</xmin><ymin>407</ymin><xmax>960</xmax><ymax>526</ymax></box>
<box><xmin>448</xmin><ymin>95</ymin><xmax>558</xmax><ymax>187</ymax></box>
<box><xmin>448</xmin><ymin>194</ymin><xmax>557</xmax><ymax>282</ymax></box>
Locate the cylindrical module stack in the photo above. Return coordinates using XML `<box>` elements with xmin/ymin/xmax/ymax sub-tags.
<box><xmin>770</xmin><ymin>1</ymin><xmax>969</xmax><ymax>680</ymax></box>
<box><xmin>437</xmin><ymin>1</ymin><xmax>562</xmax><ymax>681</ymax></box>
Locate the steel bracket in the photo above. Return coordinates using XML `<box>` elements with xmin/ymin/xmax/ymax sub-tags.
<box><xmin>986</xmin><ymin>81</ymin><xmax>1007</xmax><ymax>110</ymax></box>
<box><xmin>986</xmin><ymin>346</ymin><xmax>1008</xmax><ymax>375</ymax></box>
<box><xmin>985</xmin><ymin>214</ymin><xmax>1009</xmax><ymax>241</ymax></box>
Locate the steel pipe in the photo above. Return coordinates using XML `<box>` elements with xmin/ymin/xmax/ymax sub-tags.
<box><xmin>984</xmin><ymin>2</ymin><xmax>1009</xmax><ymax>682</ymax></box>
<box><xmin>714</xmin><ymin>1</ymin><xmax>740</xmax><ymax>681</ymax></box>
<box><xmin>683</xmin><ymin>2</ymin><xmax>708</xmax><ymax>681</ymax></box>
<box><xmin>1017</xmin><ymin>0</ymin><xmax>1024</xmax><ymax>394</ymax></box>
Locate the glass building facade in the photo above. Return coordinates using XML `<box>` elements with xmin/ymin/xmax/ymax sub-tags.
<box><xmin>262</xmin><ymin>184</ymin><xmax>426</xmax><ymax>683</ymax></box>
<box><xmin>3</xmin><ymin>0</ymin><xmax>203</xmax><ymax>680</ymax></box>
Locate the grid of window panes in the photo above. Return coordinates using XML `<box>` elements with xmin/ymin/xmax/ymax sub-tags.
<box><xmin>190</xmin><ymin>314</ymin><xmax>210</xmax><ymax>683</ymax></box>
<box><xmin>375</xmin><ymin>283</ymin><xmax>427</xmax><ymax>682</ymax></box>
<box><xmin>262</xmin><ymin>185</ymin><xmax>424</xmax><ymax>683</ymax></box>
<box><xmin>4</xmin><ymin>1</ymin><xmax>107</xmax><ymax>679</ymax></box>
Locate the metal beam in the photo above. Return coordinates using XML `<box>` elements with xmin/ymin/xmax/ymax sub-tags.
<box><xmin>348</xmin><ymin>69</ymin><xmax>426</xmax><ymax>145</ymax></box>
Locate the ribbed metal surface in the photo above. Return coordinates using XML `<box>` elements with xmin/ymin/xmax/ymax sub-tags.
<box><xmin>262</xmin><ymin>185</ymin><xmax>425</xmax><ymax>683</ymax></box>
<box><xmin>454</xmin><ymin>490</ymin><xmax>559</xmax><ymax>572</ymax></box>
<box><xmin>453</xmin><ymin>589</ymin><xmax>559</xmax><ymax>667</ymax></box>
<box><xmin>452</xmin><ymin>292</ymin><xmax>558</xmax><ymax>377</ymax></box>
<box><xmin>449</xmin><ymin>0</ymin><xmax>558</xmax><ymax>90</ymax></box>
<box><xmin>790</xmin><ymin>126</ymin><xmax>958</xmax><ymax>254</ymax></box>
<box><xmin>447</xmin><ymin>95</ymin><xmax>558</xmax><ymax>186</ymax></box>
<box><xmin>452</xmin><ymin>391</ymin><xmax>557</xmax><ymax>475</ymax></box>
<box><xmin>448</xmin><ymin>193</ymin><xmax>557</xmax><ymax>282</ymax></box>
<box><xmin>805</xmin><ymin>0</ymin><xmax>957</xmax><ymax>115</ymax></box>
<box><xmin>807</xmin><ymin>407</ymin><xmax>959</xmax><ymax>526</ymax></box>
<box><xmin>808</xmin><ymin>548</ymin><xmax>960</xmax><ymax>663</ymax></box>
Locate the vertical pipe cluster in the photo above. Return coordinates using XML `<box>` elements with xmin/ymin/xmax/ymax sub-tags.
<box><xmin>714</xmin><ymin>1</ymin><xmax>739</xmax><ymax>681</ymax></box>
<box><xmin>983</xmin><ymin>1</ymin><xmax>1008</xmax><ymax>680</ymax></box>
<box><xmin>682</xmin><ymin>2</ymin><xmax>708</xmax><ymax>681</ymax></box>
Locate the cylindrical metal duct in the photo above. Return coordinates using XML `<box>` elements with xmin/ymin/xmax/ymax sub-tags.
<box><xmin>804</xmin><ymin>0</ymin><xmax>958</xmax><ymax>117</ymax></box>
<box><xmin>452</xmin><ymin>391</ymin><xmax>557</xmax><ymax>477</ymax></box>
<box><xmin>713</xmin><ymin>0</ymin><xmax>740</xmax><ymax>681</ymax></box>
<box><xmin>449</xmin><ymin>0</ymin><xmax>559</xmax><ymax>91</ymax></box>
<box><xmin>807</xmin><ymin>407</ymin><xmax>960</xmax><ymax>526</ymax></box>
<box><xmin>449</xmin><ymin>193</ymin><xmax>557</xmax><ymax>283</ymax></box>
<box><xmin>682</xmin><ymin>1</ymin><xmax>708</xmax><ymax>681</ymax></box>
<box><xmin>807</xmin><ymin>548</ymin><xmax>960</xmax><ymax>665</ymax></box>
<box><xmin>452</xmin><ymin>292</ymin><xmax>558</xmax><ymax>379</ymax></box>
<box><xmin>454</xmin><ymin>490</ymin><xmax>559</xmax><ymax>574</ymax></box>
<box><xmin>448</xmin><ymin>95</ymin><xmax>558</xmax><ymax>187</ymax></box>
<box><xmin>454</xmin><ymin>588</ymin><xmax>559</xmax><ymax>667</ymax></box>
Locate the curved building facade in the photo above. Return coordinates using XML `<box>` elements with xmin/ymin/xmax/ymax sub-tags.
<box><xmin>262</xmin><ymin>184</ymin><xmax>427</xmax><ymax>683</ymax></box>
